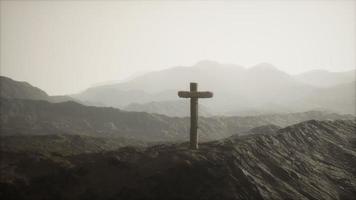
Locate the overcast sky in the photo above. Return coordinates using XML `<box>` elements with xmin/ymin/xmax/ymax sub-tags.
<box><xmin>1</xmin><ymin>0</ymin><xmax>355</xmax><ymax>95</ymax></box>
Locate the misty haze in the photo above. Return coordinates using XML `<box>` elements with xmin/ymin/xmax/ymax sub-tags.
<box><xmin>0</xmin><ymin>1</ymin><xmax>355</xmax><ymax>200</ymax></box>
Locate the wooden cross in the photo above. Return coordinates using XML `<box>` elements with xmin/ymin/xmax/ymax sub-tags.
<box><xmin>178</xmin><ymin>82</ymin><xmax>213</xmax><ymax>149</ymax></box>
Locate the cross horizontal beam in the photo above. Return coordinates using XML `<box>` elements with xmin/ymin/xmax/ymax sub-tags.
<box><xmin>178</xmin><ymin>91</ymin><xmax>213</xmax><ymax>98</ymax></box>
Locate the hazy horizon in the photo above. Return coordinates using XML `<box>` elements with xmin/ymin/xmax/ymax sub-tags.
<box><xmin>1</xmin><ymin>0</ymin><xmax>355</xmax><ymax>95</ymax></box>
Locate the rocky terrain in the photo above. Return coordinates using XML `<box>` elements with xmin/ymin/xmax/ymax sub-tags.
<box><xmin>1</xmin><ymin>119</ymin><xmax>355</xmax><ymax>200</ymax></box>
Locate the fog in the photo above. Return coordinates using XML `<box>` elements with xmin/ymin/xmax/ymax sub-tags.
<box><xmin>1</xmin><ymin>0</ymin><xmax>355</xmax><ymax>95</ymax></box>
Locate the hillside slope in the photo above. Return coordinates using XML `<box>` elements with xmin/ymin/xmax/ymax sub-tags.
<box><xmin>1</xmin><ymin>119</ymin><xmax>355</xmax><ymax>200</ymax></box>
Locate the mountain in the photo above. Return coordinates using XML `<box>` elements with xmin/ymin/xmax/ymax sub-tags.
<box><xmin>0</xmin><ymin>76</ymin><xmax>50</xmax><ymax>101</ymax></box>
<box><xmin>295</xmin><ymin>69</ymin><xmax>355</xmax><ymax>87</ymax></box>
<box><xmin>1</xmin><ymin>119</ymin><xmax>355</xmax><ymax>200</ymax></box>
<box><xmin>301</xmin><ymin>81</ymin><xmax>356</xmax><ymax>114</ymax></box>
<box><xmin>124</xmin><ymin>100</ymin><xmax>212</xmax><ymax>117</ymax></box>
<box><xmin>73</xmin><ymin>61</ymin><xmax>355</xmax><ymax>115</ymax></box>
<box><xmin>1</xmin><ymin>97</ymin><xmax>353</xmax><ymax>142</ymax></box>
<box><xmin>0</xmin><ymin>76</ymin><xmax>76</xmax><ymax>103</ymax></box>
<box><xmin>74</xmin><ymin>61</ymin><xmax>309</xmax><ymax>111</ymax></box>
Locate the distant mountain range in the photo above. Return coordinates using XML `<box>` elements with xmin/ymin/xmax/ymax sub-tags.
<box><xmin>295</xmin><ymin>69</ymin><xmax>355</xmax><ymax>87</ymax></box>
<box><xmin>71</xmin><ymin>61</ymin><xmax>355</xmax><ymax>116</ymax></box>
<box><xmin>1</xmin><ymin>119</ymin><xmax>355</xmax><ymax>200</ymax></box>
<box><xmin>2</xmin><ymin>61</ymin><xmax>355</xmax><ymax>116</ymax></box>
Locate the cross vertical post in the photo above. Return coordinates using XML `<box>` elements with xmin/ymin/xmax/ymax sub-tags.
<box><xmin>178</xmin><ymin>82</ymin><xmax>213</xmax><ymax>150</ymax></box>
<box><xmin>190</xmin><ymin>83</ymin><xmax>198</xmax><ymax>149</ymax></box>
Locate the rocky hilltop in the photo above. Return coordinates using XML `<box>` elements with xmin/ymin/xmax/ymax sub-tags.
<box><xmin>1</xmin><ymin>119</ymin><xmax>355</xmax><ymax>200</ymax></box>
